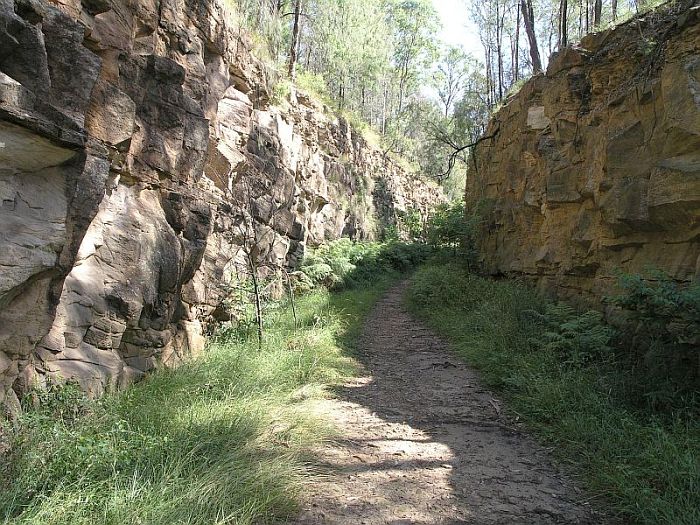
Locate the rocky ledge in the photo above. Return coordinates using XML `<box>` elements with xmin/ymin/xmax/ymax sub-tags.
<box><xmin>468</xmin><ymin>0</ymin><xmax>699</xmax><ymax>305</ymax></box>
<box><xmin>0</xmin><ymin>0</ymin><xmax>443</xmax><ymax>412</ymax></box>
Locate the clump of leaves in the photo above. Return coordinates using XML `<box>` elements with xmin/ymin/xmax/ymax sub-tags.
<box><xmin>425</xmin><ymin>201</ymin><xmax>480</xmax><ymax>268</ymax></box>
<box><xmin>396</xmin><ymin>209</ymin><xmax>423</xmax><ymax>240</ymax></box>
<box><xmin>529</xmin><ymin>304</ymin><xmax>616</xmax><ymax>367</ymax></box>
<box><xmin>609</xmin><ymin>272</ymin><xmax>700</xmax><ymax>412</ymax></box>
<box><xmin>298</xmin><ymin>239</ymin><xmax>431</xmax><ymax>291</ymax></box>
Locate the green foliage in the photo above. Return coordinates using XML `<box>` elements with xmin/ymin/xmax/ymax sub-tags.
<box><xmin>609</xmin><ymin>272</ymin><xmax>700</xmax><ymax>411</ymax></box>
<box><xmin>302</xmin><ymin>0</ymin><xmax>397</xmax><ymax>112</ymax></box>
<box><xmin>1</xmin><ymin>283</ymin><xmax>392</xmax><ymax>524</ymax></box>
<box><xmin>295</xmin><ymin>69</ymin><xmax>330</xmax><ymax>101</ymax></box>
<box><xmin>227</xmin><ymin>0</ymin><xmax>286</xmax><ymax>68</ymax></box>
<box><xmin>424</xmin><ymin>201</ymin><xmax>479</xmax><ymax>267</ymax></box>
<box><xmin>396</xmin><ymin>209</ymin><xmax>423</xmax><ymax>240</ymax></box>
<box><xmin>529</xmin><ymin>304</ymin><xmax>616</xmax><ymax>367</ymax></box>
<box><xmin>227</xmin><ymin>0</ymin><xmax>457</xmax><ymax>188</ymax></box>
<box><xmin>271</xmin><ymin>78</ymin><xmax>292</xmax><ymax>106</ymax></box>
<box><xmin>19</xmin><ymin>381</ymin><xmax>90</xmax><ymax>424</ymax></box>
<box><xmin>298</xmin><ymin>260</ymin><xmax>335</xmax><ymax>287</ymax></box>
<box><xmin>299</xmin><ymin>239</ymin><xmax>431</xmax><ymax>291</ymax></box>
<box><xmin>407</xmin><ymin>263</ymin><xmax>700</xmax><ymax>525</ymax></box>
<box><xmin>389</xmin><ymin>0</ymin><xmax>440</xmax><ymax>107</ymax></box>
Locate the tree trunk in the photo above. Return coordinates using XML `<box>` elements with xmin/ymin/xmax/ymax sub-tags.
<box><xmin>521</xmin><ymin>0</ymin><xmax>543</xmax><ymax>74</ymax></box>
<box><xmin>560</xmin><ymin>0</ymin><xmax>568</xmax><ymax>48</ymax></box>
<box><xmin>398</xmin><ymin>61</ymin><xmax>409</xmax><ymax>115</ymax></box>
<box><xmin>248</xmin><ymin>256</ymin><xmax>263</xmax><ymax>350</ymax></box>
<box><xmin>484</xmin><ymin>46</ymin><xmax>492</xmax><ymax>107</ymax></box>
<box><xmin>514</xmin><ymin>2</ymin><xmax>521</xmax><ymax>82</ymax></box>
<box><xmin>495</xmin><ymin>2</ymin><xmax>503</xmax><ymax>100</ymax></box>
<box><xmin>579</xmin><ymin>0</ymin><xmax>583</xmax><ymax>37</ymax></box>
<box><xmin>287</xmin><ymin>0</ymin><xmax>301</xmax><ymax>79</ymax></box>
<box><xmin>593</xmin><ymin>0</ymin><xmax>602</xmax><ymax>26</ymax></box>
<box><xmin>381</xmin><ymin>81</ymin><xmax>388</xmax><ymax>134</ymax></box>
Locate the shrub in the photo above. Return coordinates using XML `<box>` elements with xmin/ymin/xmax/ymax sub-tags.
<box><xmin>425</xmin><ymin>201</ymin><xmax>480</xmax><ymax>267</ymax></box>
<box><xmin>396</xmin><ymin>209</ymin><xmax>423</xmax><ymax>241</ymax></box>
<box><xmin>299</xmin><ymin>239</ymin><xmax>431</xmax><ymax>291</ymax></box>
<box><xmin>295</xmin><ymin>70</ymin><xmax>329</xmax><ymax>100</ymax></box>
<box><xmin>529</xmin><ymin>304</ymin><xmax>616</xmax><ymax>367</ymax></box>
<box><xmin>609</xmin><ymin>272</ymin><xmax>700</xmax><ymax>412</ymax></box>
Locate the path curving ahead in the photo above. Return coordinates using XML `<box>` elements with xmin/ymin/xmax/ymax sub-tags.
<box><xmin>293</xmin><ymin>281</ymin><xmax>608</xmax><ymax>525</ymax></box>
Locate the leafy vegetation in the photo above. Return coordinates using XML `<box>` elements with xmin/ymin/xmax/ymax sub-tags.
<box><xmin>297</xmin><ymin>238</ymin><xmax>432</xmax><ymax>291</ymax></box>
<box><xmin>609</xmin><ymin>272</ymin><xmax>700</xmax><ymax>414</ymax></box>
<box><xmin>424</xmin><ymin>201</ymin><xmax>480</xmax><ymax>266</ymax></box>
<box><xmin>406</xmin><ymin>262</ymin><xmax>700</xmax><ymax>524</ymax></box>
<box><xmin>229</xmin><ymin>1</ymin><xmax>676</xmax><ymax>192</ymax></box>
<box><xmin>528</xmin><ymin>304</ymin><xmax>615</xmax><ymax>368</ymax></box>
<box><xmin>0</xmin><ymin>251</ymin><xmax>400</xmax><ymax>525</ymax></box>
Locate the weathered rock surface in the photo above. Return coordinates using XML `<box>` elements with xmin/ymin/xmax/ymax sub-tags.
<box><xmin>468</xmin><ymin>1</ymin><xmax>700</xmax><ymax>304</ymax></box>
<box><xmin>0</xmin><ymin>0</ymin><xmax>442</xmax><ymax>411</ymax></box>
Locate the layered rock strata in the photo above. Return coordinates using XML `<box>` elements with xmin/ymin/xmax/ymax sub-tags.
<box><xmin>468</xmin><ymin>1</ymin><xmax>700</xmax><ymax>304</ymax></box>
<box><xmin>0</xmin><ymin>0</ymin><xmax>442</xmax><ymax>411</ymax></box>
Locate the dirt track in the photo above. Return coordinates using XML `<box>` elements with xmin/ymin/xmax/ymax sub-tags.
<box><xmin>293</xmin><ymin>281</ymin><xmax>608</xmax><ymax>525</ymax></box>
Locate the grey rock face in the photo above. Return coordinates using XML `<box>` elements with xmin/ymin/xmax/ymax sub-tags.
<box><xmin>0</xmin><ymin>0</ymin><xmax>443</xmax><ymax>410</ymax></box>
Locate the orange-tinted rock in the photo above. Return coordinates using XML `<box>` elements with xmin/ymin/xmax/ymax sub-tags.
<box><xmin>468</xmin><ymin>1</ymin><xmax>700</xmax><ymax>306</ymax></box>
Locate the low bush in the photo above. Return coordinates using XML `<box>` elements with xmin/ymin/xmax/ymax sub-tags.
<box><xmin>299</xmin><ymin>239</ymin><xmax>432</xmax><ymax>290</ymax></box>
<box><xmin>528</xmin><ymin>304</ymin><xmax>616</xmax><ymax>368</ymax></box>
<box><xmin>424</xmin><ymin>201</ymin><xmax>480</xmax><ymax>268</ymax></box>
<box><xmin>609</xmin><ymin>272</ymin><xmax>700</xmax><ymax>413</ymax></box>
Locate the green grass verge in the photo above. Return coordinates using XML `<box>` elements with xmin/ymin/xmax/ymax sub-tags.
<box><xmin>0</xmin><ymin>279</ymin><xmax>394</xmax><ymax>524</ymax></box>
<box><xmin>406</xmin><ymin>262</ymin><xmax>700</xmax><ymax>525</ymax></box>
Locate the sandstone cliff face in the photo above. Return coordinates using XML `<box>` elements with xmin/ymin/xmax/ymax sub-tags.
<box><xmin>468</xmin><ymin>1</ymin><xmax>700</xmax><ymax>304</ymax></box>
<box><xmin>0</xmin><ymin>0</ymin><xmax>442</xmax><ymax>411</ymax></box>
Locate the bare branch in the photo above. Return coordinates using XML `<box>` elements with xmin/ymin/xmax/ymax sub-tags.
<box><xmin>439</xmin><ymin>126</ymin><xmax>500</xmax><ymax>181</ymax></box>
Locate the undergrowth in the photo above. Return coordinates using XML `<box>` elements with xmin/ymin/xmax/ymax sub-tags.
<box><xmin>295</xmin><ymin>238</ymin><xmax>431</xmax><ymax>292</ymax></box>
<box><xmin>406</xmin><ymin>262</ymin><xmax>700</xmax><ymax>525</ymax></box>
<box><xmin>0</xmin><ymin>277</ymin><xmax>395</xmax><ymax>524</ymax></box>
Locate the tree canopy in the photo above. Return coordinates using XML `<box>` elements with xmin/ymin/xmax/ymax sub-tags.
<box><xmin>232</xmin><ymin>0</ymin><xmax>668</xmax><ymax>190</ymax></box>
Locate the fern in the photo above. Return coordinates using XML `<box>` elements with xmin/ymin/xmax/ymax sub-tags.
<box><xmin>530</xmin><ymin>304</ymin><xmax>615</xmax><ymax>367</ymax></box>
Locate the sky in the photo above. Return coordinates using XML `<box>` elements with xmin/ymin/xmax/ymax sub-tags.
<box><xmin>433</xmin><ymin>0</ymin><xmax>484</xmax><ymax>61</ymax></box>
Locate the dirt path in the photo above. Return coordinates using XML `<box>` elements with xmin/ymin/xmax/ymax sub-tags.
<box><xmin>293</xmin><ymin>281</ymin><xmax>608</xmax><ymax>525</ymax></box>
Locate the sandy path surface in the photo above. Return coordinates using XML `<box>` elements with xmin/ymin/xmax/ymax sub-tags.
<box><xmin>292</xmin><ymin>281</ymin><xmax>607</xmax><ymax>525</ymax></box>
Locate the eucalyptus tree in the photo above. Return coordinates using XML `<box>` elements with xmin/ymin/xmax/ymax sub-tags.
<box><xmin>521</xmin><ymin>0</ymin><xmax>542</xmax><ymax>73</ymax></box>
<box><xmin>388</xmin><ymin>0</ymin><xmax>441</xmax><ymax>114</ymax></box>
<box><xmin>295</xmin><ymin>0</ymin><xmax>394</xmax><ymax>118</ymax></box>
<box><xmin>434</xmin><ymin>46</ymin><xmax>471</xmax><ymax>117</ymax></box>
<box><xmin>463</xmin><ymin>0</ymin><xmax>659</xmax><ymax>108</ymax></box>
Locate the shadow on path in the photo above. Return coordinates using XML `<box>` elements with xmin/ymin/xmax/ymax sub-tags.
<box><xmin>292</xmin><ymin>281</ymin><xmax>608</xmax><ymax>525</ymax></box>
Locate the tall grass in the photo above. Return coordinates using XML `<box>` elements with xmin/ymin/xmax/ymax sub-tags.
<box><xmin>0</xmin><ymin>282</ymin><xmax>393</xmax><ymax>524</ymax></box>
<box><xmin>406</xmin><ymin>262</ymin><xmax>700</xmax><ymax>525</ymax></box>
